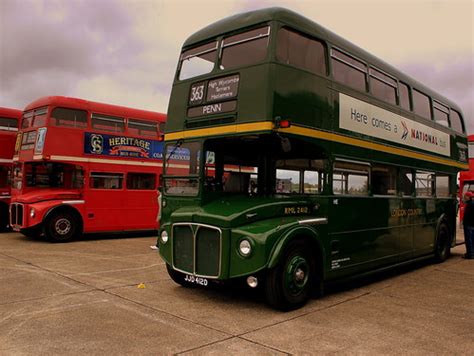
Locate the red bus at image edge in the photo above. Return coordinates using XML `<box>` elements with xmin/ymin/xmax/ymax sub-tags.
<box><xmin>9</xmin><ymin>96</ymin><xmax>166</xmax><ymax>241</ymax></box>
<box><xmin>0</xmin><ymin>107</ymin><xmax>21</xmax><ymax>231</ymax></box>
<box><xmin>459</xmin><ymin>134</ymin><xmax>474</xmax><ymax>222</ymax></box>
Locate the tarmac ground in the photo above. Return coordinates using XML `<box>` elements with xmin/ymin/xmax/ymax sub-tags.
<box><xmin>0</xmin><ymin>229</ymin><xmax>473</xmax><ymax>355</ymax></box>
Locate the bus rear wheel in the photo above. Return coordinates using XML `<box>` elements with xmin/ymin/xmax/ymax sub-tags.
<box><xmin>44</xmin><ymin>211</ymin><xmax>79</xmax><ymax>242</ymax></box>
<box><xmin>265</xmin><ymin>239</ymin><xmax>314</xmax><ymax>311</ymax></box>
<box><xmin>434</xmin><ymin>222</ymin><xmax>451</xmax><ymax>263</ymax></box>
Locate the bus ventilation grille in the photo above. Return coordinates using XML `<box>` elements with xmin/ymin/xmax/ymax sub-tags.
<box><xmin>172</xmin><ymin>223</ymin><xmax>221</xmax><ymax>278</ymax></box>
<box><xmin>185</xmin><ymin>117</ymin><xmax>235</xmax><ymax>129</ymax></box>
<box><xmin>10</xmin><ymin>203</ymin><xmax>24</xmax><ymax>227</ymax></box>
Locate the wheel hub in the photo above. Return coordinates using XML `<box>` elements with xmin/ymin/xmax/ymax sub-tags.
<box><xmin>285</xmin><ymin>255</ymin><xmax>309</xmax><ymax>295</ymax></box>
<box><xmin>295</xmin><ymin>268</ymin><xmax>305</xmax><ymax>282</ymax></box>
<box><xmin>55</xmin><ymin>218</ymin><xmax>71</xmax><ymax>235</ymax></box>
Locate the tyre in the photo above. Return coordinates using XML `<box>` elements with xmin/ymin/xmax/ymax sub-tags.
<box><xmin>43</xmin><ymin>211</ymin><xmax>80</xmax><ymax>242</ymax></box>
<box><xmin>265</xmin><ymin>239</ymin><xmax>315</xmax><ymax>311</ymax></box>
<box><xmin>166</xmin><ymin>263</ymin><xmax>195</xmax><ymax>288</ymax></box>
<box><xmin>20</xmin><ymin>226</ymin><xmax>43</xmax><ymax>239</ymax></box>
<box><xmin>434</xmin><ymin>222</ymin><xmax>451</xmax><ymax>263</ymax></box>
<box><xmin>0</xmin><ymin>204</ymin><xmax>9</xmax><ymax>232</ymax></box>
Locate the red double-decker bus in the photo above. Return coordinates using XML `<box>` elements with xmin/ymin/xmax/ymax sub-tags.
<box><xmin>10</xmin><ymin>96</ymin><xmax>166</xmax><ymax>241</ymax></box>
<box><xmin>459</xmin><ymin>134</ymin><xmax>474</xmax><ymax>222</ymax></box>
<box><xmin>0</xmin><ymin>107</ymin><xmax>21</xmax><ymax>231</ymax></box>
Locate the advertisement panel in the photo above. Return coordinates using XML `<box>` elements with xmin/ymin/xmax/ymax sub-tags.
<box><xmin>339</xmin><ymin>93</ymin><xmax>450</xmax><ymax>157</ymax></box>
<box><xmin>84</xmin><ymin>132</ymin><xmax>164</xmax><ymax>160</ymax></box>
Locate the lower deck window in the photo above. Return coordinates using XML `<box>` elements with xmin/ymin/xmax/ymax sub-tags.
<box><xmin>90</xmin><ymin>172</ymin><xmax>123</xmax><ymax>189</ymax></box>
<box><xmin>126</xmin><ymin>173</ymin><xmax>156</xmax><ymax>190</ymax></box>
<box><xmin>435</xmin><ymin>175</ymin><xmax>450</xmax><ymax>197</ymax></box>
<box><xmin>275</xmin><ymin>159</ymin><xmax>325</xmax><ymax>195</ymax></box>
<box><xmin>0</xmin><ymin>166</ymin><xmax>10</xmax><ymax>188</ymax></box>
<box><xmin>371</xmin><ymin>165</ymin><xmax>397</xmax><ymax>195</ymax></box>
<box><xmin>415</xmin><ymin>171</ymin><xmax>435</xmax><ymax>197</ymax></box>
<box><xmin>333</xmin><ymin>161</ymin><xmax>369</xmax><ymax>195</ymax></box>
<box><xmin>25</xmin><ymin>163</ymin><xmax>83</xmax><ymax>188</ymax></box>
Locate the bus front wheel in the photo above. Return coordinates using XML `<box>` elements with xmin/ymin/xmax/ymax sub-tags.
<box><xmin>44</xmin><ymin>211</ymin><xmax>79</xmax><ymax>242</ymax></box>
<box><xmin>265</xmin><ymin>239</ymin><xmax>314</xmax><ymax>311</ymax></box>
<box><xmin>434</xmin><ymin>222</ymin><xmax>451</xmax><ymax>263</ymax></box>
<box><xmin>21</xmin><ymin>226</ymin><xmax>43</xmax><ymax>239</ymax></box>
<box><xmin>0</xmin><ymin>203</ymin><xmax>9</xmax><ymax>232</ymax></box>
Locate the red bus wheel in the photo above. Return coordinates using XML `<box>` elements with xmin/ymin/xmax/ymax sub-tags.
<box><xmin>0</xmin><ymin>203</ymin><xmax>9</xmax><ymax>232</ymax></box>
<box><xmin>44</xmin><ymin>211</ymin><xmax>79</xmax><ymax>242</ymax></box>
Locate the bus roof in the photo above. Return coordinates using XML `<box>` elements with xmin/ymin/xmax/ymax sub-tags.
<box><xmin>183</xmin><ymin>7</ymin><xmax>463</xmax><ymax>115</ymax></box>
<box><xmin>0</xmin><ymin>107</ymin><xmax>22</xmax><ymax>121</ymax></box>
<box><xmin>24</xmin><ymin>96</ymin><xmax>166</xmax><ymax>123</ymax></box>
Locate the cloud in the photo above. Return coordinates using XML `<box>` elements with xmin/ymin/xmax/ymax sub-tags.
<box><xmin>0</xmin><ymin>0</ymin><xmax>472</xmax><ymax>131</ymax></box>
<box><xmin>399</xmin><ymin>56</ymin><xmax>474</xmax><ymax>133</ymax></box>
<box><xmin>0</xmin><ymin>0</ymin><xmax>142</xmax><ymax>108</ymax></box>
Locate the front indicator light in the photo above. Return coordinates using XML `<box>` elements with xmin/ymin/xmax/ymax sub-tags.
<box><xmin>161</xmin><ymin>230</ymin><xmax>169</xmax><ymax>244</ymax></box>
<box><xmin>239</xmin><ymin>239</ymin><xmax>252</xmax><ymax>256</ymax></box>
<box><xmin>30</xmin><ymin>208</ymin><xmax>35</xmax><ymax>218</ymax></box>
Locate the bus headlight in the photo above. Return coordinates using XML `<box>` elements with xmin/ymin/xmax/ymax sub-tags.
<box><xmin>161</xmin><ymin>230</ymin><xmax>169</xmax><ymax>244</ymax></box>
<box><xmin>239</xmin><ymin>239</ymin><xmax>252</xmax><ymax>257</ymax></box>
<box><xmin>30</xmin><ymin>208</ymin><xmax>36</xmax><ymax>218</ymax></box>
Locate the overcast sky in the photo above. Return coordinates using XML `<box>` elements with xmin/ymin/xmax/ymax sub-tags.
<box><xmin>1</xmin><ymin>0</ymin><xmax>472</xmax><ymax>131</ymax></box>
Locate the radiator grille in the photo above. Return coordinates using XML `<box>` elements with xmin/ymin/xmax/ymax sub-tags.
<box><xmin>10</xmin><ymin>203</ymin><xmax>24</xmax><ymax>227</ymax></box>
<box><xmin>172</xmin><ymin>223</ymin><xmax>221</xmax><ymax>278</ymax></box>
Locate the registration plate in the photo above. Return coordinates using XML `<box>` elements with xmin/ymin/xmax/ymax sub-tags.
<box><xmin>184</xmin><ymin>274</ymin><xmax>209</xmax><ymax>286</ymax></box>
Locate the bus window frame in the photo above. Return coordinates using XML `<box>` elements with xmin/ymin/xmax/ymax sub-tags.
<box><xmin>330</xmin><ymin>47</ymin><xmax>368</xmax><ymax>93</ymax></box>
<box><xmin>332</xmin><ymin>159</ymin><xmax>370</xmax><ymax>196</ymax></box>
<box><xmin>178</xmin><ymin>41</ymin><xmax>219</xmax><ymax>81</ymax></box>
<box><xmin>275</xmin><ymin>26</ymin><xmax>328</xmax><ymax>77</ymax></box>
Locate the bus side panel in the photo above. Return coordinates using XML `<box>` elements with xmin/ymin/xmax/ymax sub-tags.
<box><xmin>412</xmin><ymin>198</ymin><xmax>456</xmax><ymax>256</ymax></box>
<box><xmin>83</xmin><ymin>166</ymin><xmax>125</xmax><ymax>232</ymax></box>
<box><xmin>122</xmin><ymin>189</ymin><xmax>159</xmax><ymax>230</ymax></box>
<box><xmin>328</xmin><ymin>196</ymin><xmax>400</xmax><ymax>276</ymax></box>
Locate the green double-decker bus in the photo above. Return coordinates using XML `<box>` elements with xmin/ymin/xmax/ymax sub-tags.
<box><xmin>158</xmin><ymin>8</ymin><xmax>468</xmax><ymax>310</ymax></box>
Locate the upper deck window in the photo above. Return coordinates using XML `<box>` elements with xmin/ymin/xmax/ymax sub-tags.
<box><xmin>128</xmin><ymin>118</ymin><xmax>158</xmax><ymax>137</ymax></box>
<box><xmin>413</xmin><ymin>89</ymin><xmax>431</xmax><ymax>119</ymax></box>
<box><xmin>468</xmin><ymin>142</ymin><xmax>474</xmax><ymax>159</ymax></box>
<box><xmin>399</xmin><ymin>82</ymin><xmax>411</xmax><ymax>111</ymax></box>
<box><xmin>450</xmin><ymin>110</ymin><xmax>464</xmax><ymax>134</ymax></box>
<box><xmin>433</xmin><ymin>101</ymin><xmax>449</xmax><ymax>128</ymax></box>
<box><xmin>22</xmin><ymin>107</ymin><xmax>48</xmax><ymax>128</ymax></box>
<box><xmin>276</xmin><ymin>27</ymin><xmax>326</xmax><ymax>75</ymax></box>
<box><xmin>0</xmin><ymin>117</ymin><xmax>18</xmax><ymax>131</ymax></box>
<box><xmin>331</xmin><ymin>49</ymin><xmax>367</xmax><ymax>92</ymax></box>
<box><xmin>220</xmin><ymin>26</ymin><xmax>270</xmax><ymax>70</ymax></box>
<box><xmin>179</xmin><ymin>42</ymin><xmax>217</xmax><ymax>80</ymax></box>
<box><xmin>91</xmin><ymin>113</ymin><xmax>125</xmax><ymax>133</ymax></box>
<box><xmin>369</xmin><ymin>67</ymin><xmax>397</xmax><ymax>105</ymax></box>
<box><xmin>32</xmin><ymin>107</ymin><xmax>48</xmax><ymax>127</ymax></box>
<box><xmin>51</xmin><ymin>107</ymin><xmax>88</xmax><ymax>128</ymax></box>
